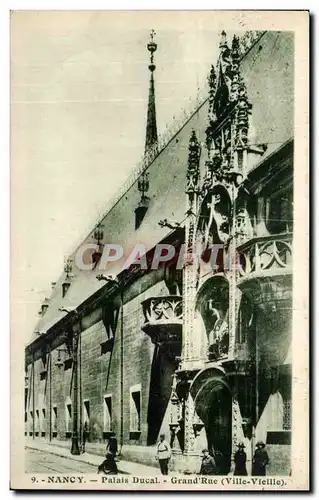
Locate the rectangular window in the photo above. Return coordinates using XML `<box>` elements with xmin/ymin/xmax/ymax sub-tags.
<box><xmin>130</xmin><ymin>385</ymin><xmax>141</xmax><ymax>432</ymax></box>
<box><xmin>41</xmin><ymin>408</ymin><xmax>46</xmax><ymax>436</ymax></box>
<box><xmin>29</xmin><ymin>411</ymin><xmax>33</xmax><ymax>435</ymax></box>
<box><xmin>83</xmin><ymin>400</ymin><xmax>90</xmax><ymax>426</ymax></box>
<box><xmin>103</xmin><ymin>395</ymin><xmax>112</xmax><ymax>432</ymax></box>
<box><xmin>266</xmin><ymin>185</ymin><xmax>293</xmax><ymax>235</ymax></box>
<box><xmin>52</xmin><ymin>406</ymin><xmax>58</xmax><ymax>434</ymax></box>
<box><xmin>35</xmin><ymin>409</ymin><xmax>40</xmax><ymax>434</ymax></box>
<box><xmin>66</xmin><ymin>403</ymin><xmax>72</xmax><ymax>433</ymax></box>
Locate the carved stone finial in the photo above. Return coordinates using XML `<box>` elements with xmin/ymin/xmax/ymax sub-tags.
<box><xmin>64</xmin><ymin>258</ymin><xmax>73</xmax><ymax>277</ymax></box>
<box><xmin>207</xmin><ymin>64</ymin><xmax>217</xmax><ymax>122</ymax></box>
<box><xmin>147</xmin><ymin>29</ymin><xmax>157</xmax><ymax>70</ymax></box>
<box><xmin>220</xmin><ymin>30</ymin><xmax>228</xmax><ymax>49</ymax></box>
<box><xmin>93</xmin><ymin>223</ymin><xmax>104</xmax><ymax>245</ymax></box>
<box><xmin>186</xmin><ymin>130</ymin><xmax>200</xmax><ymax>189</ymax></box>
<box><xmin>219</xmin><ymin>30</ymin><xmax>230</xmax><ymax>60</ymax></box>
<box><xmin>138</xmin><ymin>171</ymin><xmax>149</xmax><ymax>198</ymax></box>
<box><xmin>231</xmin><ymin>35</ymin><xmax>240</xmax><ymax>70</ymax></box>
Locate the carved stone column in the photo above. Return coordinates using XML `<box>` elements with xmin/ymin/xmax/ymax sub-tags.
<box><xmin>227</xmin><ymin>185</ymin><xmax>241</xmax><ymax>360</ymax></box>
<box><xmin>182</xmin><ymin>254</ymin><xmax>200</xmax><ymax>369</ymax></box>
<box><xmin>232</xmin><ymin>393</ymin><xmax>241</xmax><ymax>454</ymax></box>
<box><xmin>231</xmin><ymin>383</ymin><xmax>253</xmax><ymax>475</ymax></box>
<box><xmin>193</xmin><ymin>412</ymin><xmax>207</xmax><ymax>454</ymax></box>
<box><xmin>173</xmin><ymin>370</ymin><xmax>204</xmax><ymax>473</ymax></box>
<box><xmin>181</xmin><ymin>130</ymin><xmax>202</xmax><ymax>371</ymax></box>
<box><xmin>179</xmin><ymin>391</ymin><xmax>204</xmax><ymax>473</ymax></box>
<box><xmin>169</xmin><ymin>373</ymin><xmax>182</xmax><ymax>455</ymax></box>
<box><xmin>184</xmin><ymin>390</ymin><xmax>196</xmax><ymax>455</ymax></box>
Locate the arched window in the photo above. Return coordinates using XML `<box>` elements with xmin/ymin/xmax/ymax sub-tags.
<box><xmin>266</xmin><ymin>184</ymin><xmax>293</xmax><ymax>234</ymax></box>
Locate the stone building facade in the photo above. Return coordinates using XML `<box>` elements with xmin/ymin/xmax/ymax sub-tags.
<box><xmin>25</xmin><ymin>30</ymin><xmax>293</xmax><ymax>475</ymax></box>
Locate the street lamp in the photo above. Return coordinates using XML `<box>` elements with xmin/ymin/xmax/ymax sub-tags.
<box><xmin>58</xmin><ymin>306</ymin><xmax>80</xmax><ymax>455</ymax></box>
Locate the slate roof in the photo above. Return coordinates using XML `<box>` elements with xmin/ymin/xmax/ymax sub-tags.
<box><xmin>28</xmin><ymin>30</ymin><xmax>294</xmax><ymax>345</ymax></box>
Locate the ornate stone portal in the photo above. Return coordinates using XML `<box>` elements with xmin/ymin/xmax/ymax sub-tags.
<box><xmin>157</xmin><ymin>30</ymin><xmax>291</xmax><ymax>474</ymax></box>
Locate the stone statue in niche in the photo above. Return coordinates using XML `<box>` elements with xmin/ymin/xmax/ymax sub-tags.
<box><xmin>197</xmin><ymin>188</ymin><xmax>231</xmax><ymax>266</ymax></box>
<box><xmin>207</xmin><ymin>305</ymin><xmax>229</xmax><ymax>361</ymax></box>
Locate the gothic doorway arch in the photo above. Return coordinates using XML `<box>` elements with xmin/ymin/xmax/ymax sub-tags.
<box><xmin>190</xmin><ymin>366</ymin><xmax>232</xmax><ymax>474</ymax></box>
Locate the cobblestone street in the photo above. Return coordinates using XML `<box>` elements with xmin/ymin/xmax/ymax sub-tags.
<box><xmin>25</xmin><ymin>449</ymin><xmax>98</xmax><ymax>474</ymax></box>
<box><xmin>24</xmin><ymin>439</ymin><xmax>160</xmax><ymax>476</ymax></box>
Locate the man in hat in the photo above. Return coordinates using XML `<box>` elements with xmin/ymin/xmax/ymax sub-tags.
<box><xmin>234</xmin><ymin>442</ymin><xmax>248</xmax><ymax>476</ymax></box>
<box><xmin>252</xmin><ymin>441</ymin><xmax>269</xmax><ymax>476</ymax></box>
<box><xmin>199</xmin><ymin>449</ymin><xmax>217</xmax><ymax>475</ymax></box>
<box><xmin>155</xmin><ymin>433</ymin><xmax>171</xmax><ymax>475</ymax></box>
<box><xmin>107</xmin><ymin>432</ymin><xmax>118</xmax><ymax>457</ymax></box>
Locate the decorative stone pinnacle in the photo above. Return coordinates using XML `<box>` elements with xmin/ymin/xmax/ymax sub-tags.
<box><xmin>147</xmin><ymin>29</ymin><xmax>157</xmax><ymax>71</ymax></box>
<box><xmin>220</xmin><ymin>30</ymin><xmax>228</xmax><ymax>49</ymax></box>
<box><xmin>144</xmin><ymin>30</ymin><xmax>158</xmax><ymax>153</ymax></box>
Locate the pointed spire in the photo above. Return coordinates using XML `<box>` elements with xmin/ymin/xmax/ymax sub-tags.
<box><xmin>219</xmin><ymin>30</ymin><xmax>230</xmax><ymax>60</ymax></box>
<box><xmin>145</xmin><ymin>29</ymin><xmax>158</xmax><ymax>154</ymax></box>
<box><xmin>213</xmin><ymin>60</ymin><xmax>229</xmax><ymax>119</ymax></box>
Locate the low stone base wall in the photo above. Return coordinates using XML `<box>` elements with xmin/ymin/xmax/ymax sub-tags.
<box><xmin>120</xmin><ymin>445</ymin><xmax>158</xmax><ymax>469</ymax></box>
<box><xmin>121</xmin><ymin>446</ymin><xmax>202</xmax><ymax>474</ymax></box>
<box><xmin>170</xmin><ymin>453</ymin><xmax>201</xmax><ymax>475</ymax></box>
<box><xmin>266</xmin><ymin>445</ymin><xmax>291</xmax><ymax>476</ymax></box>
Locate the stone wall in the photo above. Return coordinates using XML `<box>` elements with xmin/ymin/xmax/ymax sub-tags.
<box><xmin>26</xmin><ymin>271</ymin><xmax>177</xmax><ymax>449</ymax></box>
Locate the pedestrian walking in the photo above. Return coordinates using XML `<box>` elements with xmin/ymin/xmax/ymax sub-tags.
<box><xmin>234</xmin><ymin>442</ymin><xmax>248</xmax><ymax>476</ymax></box>
<box><xmin>155</xmin><ymin>433</ymin><xmax>171</xmax><ymax>475</ymax></box>
<box><xmin>252</xmin><ymin>441</ymin><xmax>269</xmax><ymax>476</ymax></box>
<box><xmin>107</xmin><ymin>432</ymin><xmax>118</xmax><ymax>456</ymax></box>
<box><xmin>97</xmin><ymin>432</ymin><xmax>118</xmax><ymax>475</ymax></box>
<box><xmin>199</xmin><ymin>449</ymin><xmax>217</xmax><ymax>475</ymax></box>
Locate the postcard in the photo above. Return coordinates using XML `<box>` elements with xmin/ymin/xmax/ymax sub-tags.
<box><xmin>10</xmin><ymin>10</ymin><xmax>309</xmax><ymax>491</ymax></box>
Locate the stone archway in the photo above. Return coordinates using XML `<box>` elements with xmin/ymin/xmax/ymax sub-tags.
<box><xmin>190</xmin><ymin>366</ymin><xmax>233</xmax><ymax>474</ymax></box>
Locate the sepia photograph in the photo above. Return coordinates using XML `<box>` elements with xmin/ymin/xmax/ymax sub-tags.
<box><xmin>10</xmin><ymin>10</ymin><xmax>309</xmax><ymax>491</ymax></box>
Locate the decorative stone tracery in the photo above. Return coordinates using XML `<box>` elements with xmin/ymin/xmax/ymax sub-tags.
<box><xmin>168</xmin><ymin>30</ymin><xmax>276</xmax><ymax>472</ymax></box>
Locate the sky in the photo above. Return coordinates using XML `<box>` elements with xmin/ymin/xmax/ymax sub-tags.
<box><xmin>10</xmin><ymin>11</ymin><xmax>239</xmax><ymax>338</ymax></box>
